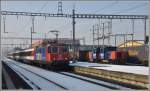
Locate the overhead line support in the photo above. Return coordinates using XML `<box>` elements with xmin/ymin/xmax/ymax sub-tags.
<box><xmin>1</xmin><ymin>11</ymin><xmax>148</xmax><ymax>19</ymax></box>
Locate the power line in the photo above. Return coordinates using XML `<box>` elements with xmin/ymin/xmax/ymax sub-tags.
<box><xmin>111</xmin><ymin>3</ymin><xmax>147</xmax><ymax>14</ymax></box>
<box><xmin>3</xmin><ymin>2</ymin><xmax>50</xmax><ymax>48</ymax></box>
<box><xmin>54</xmin><ymin>22</ymin><xmax>71</xmax><ymax>30</ymax></box>
<box><xmin>93</xmin><ymin>1</ymin><xmax>119</xmax><ymax>14</ymax></box>
<box><xmin>54</xmin><ymin>2</ymin><xmax>117</xmax><ymax>31</ymax></box>
<box><xmin>37</xmin><ymin>2</ymin><xmax>70</xmax><ymax>36</ymax></box>
<box><xmin>19</xmin><ymin>1</ymin><xmax>49</xmax><ymax>34</ymax></box>
<box><xmin>38</xmin><ymin>1</ymin><xmax>49</xmax><ymax>13</ymax></box>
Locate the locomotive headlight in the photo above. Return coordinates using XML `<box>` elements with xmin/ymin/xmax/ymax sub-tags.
<box><xmin>65</xmin><ymin>58</ymin><xmax>68</xmax><ymax>60</ymax></box>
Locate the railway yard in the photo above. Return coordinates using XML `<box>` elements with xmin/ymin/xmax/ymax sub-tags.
<box><xmin>1</xmin><ymin>1</ymin><xmax>149</xmax><ymax>90</ymax></box>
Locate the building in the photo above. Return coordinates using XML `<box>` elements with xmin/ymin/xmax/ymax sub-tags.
<box><xmin>118</xmin><ymin>40</ymin><xmax>144</xmax><ymax>48</ymax></box>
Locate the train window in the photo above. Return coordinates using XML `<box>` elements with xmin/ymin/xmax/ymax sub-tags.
<box><xmin>36</xmin><ymin>48</ymin><xmax>41</xmax><ymax>53</ymax></box>
<box><xmin>48</xmin><ymin>46</ymin><xmax>51</xmax><ymax>53</ymax></box>
<box><xmin>20</xmin><ymin>52</ymin><xmax>23</xmax><ymax>56</ymax></box>
<box><xmin>39</xmin><ymin>47</ymin><xmax>42</xmax><ymax>53</ymax></box>
<box><xmin>62</xmin><ymin>47</ymin><xmax>68</xmax><ymax>52</ymax></box>
<box><xmin>36</xmin><ymin>48</ymin><xmax>39</xmax><ymax>53</ymax></box>
<box><xmin>51</xmin><ymin>47</ymin><xmax>58</xmax><ymax>53</ymax></box>
<box><xmin>23</xmin><ymin>52</ymin><xmax>25</xmax><ymax>56</ymax></box>
<box><xmin>93</xmin><ymin>48</ymin><xmax>96</xmax><ymax>53</ymax></box>
<box><xmin>27</xmin><ymin>51</ymin><xmax>32</xmax><ymax>56</ymax></box>
<box><xmin>41</xmin><ymin>47</ymin><xmax>46</xmax><ymax>54</ymax></box>
<box><xmin>16</xmin><ymin>52</ymin><xmax>19</xmax><ymax>56</ymax></box>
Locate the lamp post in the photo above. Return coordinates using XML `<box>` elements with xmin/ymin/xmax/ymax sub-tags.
<box><xmin>30</xmin><ymin>27</ymin><xmax>36</xmax><ymax>48</ymax></box>
<box><xmin>3</xmin><ymin>16</ymin><xmax>8</xmax><ymax>33</ymax></box>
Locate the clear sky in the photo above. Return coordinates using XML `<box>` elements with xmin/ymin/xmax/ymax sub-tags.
<box><xmin>1</xmin><ymin>1</ymin><xmax>149</xmax><ymax>50</ymax></box>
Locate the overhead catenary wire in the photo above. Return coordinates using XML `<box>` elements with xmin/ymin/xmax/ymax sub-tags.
<box><xmin>111</xmin><ymin>3</ymin><xmax>147</xmax><ymax>14</ymax></box>
<box><xmin>74</xmin><ymin>1</ymin><xmax>117</xmax><ymax>45</ymax></box>
<box><xmin>38</xmin><ymin>1</ymin><xmax>49</xmax><ymax>13</ymax></box>
<box><xmin>36</xmin><ymin>2</ymin><xmax>71</xmax><ymax>37</ymax></box>
<box><xmin>3</xmin><ymin>15</ymin><xmax>6</xmax><ymax>33</ymax></box>
<box><xmin>9</xmin><ymin>2</ymin><xmax>49</xmax><ymax>48</ymax></box>
<box><xmin>19</xmin><ymin>1</ymin><xmax>49</xmax><ymax>34</ymax></box>
<box><xmin>53</xmin><ymin>1</ymin><xmax>117</xmax><ymax>40</ymax></box>
<box><xmin>0</xmin><ymin>1</ymin><xmax>146</xmax><ymax>44</ymax></box>
<box><xmin>93</xmin><ymin>1</ymin><xmax>119</xmax><ymax>14</ymax></box>
<box><xmin>106</xmin><ymin>3</ymin><xmax>146</xmax><ymax>46</ymax></box>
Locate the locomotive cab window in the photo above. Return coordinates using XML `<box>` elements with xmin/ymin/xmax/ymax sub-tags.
<box><xmin>62</xmin><ymin>47</ymin><xmax>68</xmax><ymax>52</ymax></box>
<box><xmin>51</xmin><ymin>46</ymin><xmax>58</xmax><ymax>53</ymax></box>
<box><xmin>48</xmin><ymin>46</ymin><xmax>51</xmax><ymax>53</ymax></box>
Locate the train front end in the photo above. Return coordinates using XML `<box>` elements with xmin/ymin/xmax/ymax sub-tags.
<box><xmin>48</xmin><ymin>44</ymin><xmax>70</xmax><ymax>67</ymax></box>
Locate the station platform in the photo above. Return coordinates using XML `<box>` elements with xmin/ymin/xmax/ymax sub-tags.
<box><xmin>69</xmin><ymin>61</ymin><xmax>149</xmax><ymax>89</ymax></box>
<box><xmin>69</xmin><ymin>61</ymin><xmax>149</xmax><ymax>76</ymax></box>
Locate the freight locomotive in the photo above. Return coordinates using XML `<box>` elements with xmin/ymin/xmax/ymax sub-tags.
<box><xmin>7</xmin><ymin>43</ymin><xmax>70</xmax><ymax>68</ymax></box>
<box><xmin>78</xmin><ymin>45</ymin><xmax>148</xmax><ymax>66</ymax></box>
<box><xmin>96</xmin><ymin>46</ymin><xmax>148</xmax><ymax>66</ymax></box>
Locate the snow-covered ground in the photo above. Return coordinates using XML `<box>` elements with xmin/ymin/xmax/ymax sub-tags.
<box><xmin>69</xmin><ymin>61</ymin><xmax>149</xmax><ymax>75</ymax></box>
<box><xmin>61</xmin><ymin>72</ymin><xmax>131</xmax><ymax>90</ymax></box>
<box><xmin>6</xmin><ymin>62</ymin><xmax>64</xmax><ymax>90</ymax></box>
<box><xmin>3</xmin><ymin>58</ymin><xmax>132</xmax><ymax>90</ymax></box>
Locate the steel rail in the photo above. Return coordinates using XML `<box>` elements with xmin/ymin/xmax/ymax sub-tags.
<box><xmin>6</xmin><ymin>62</ymin><xmax>68</xmax><ymax>90</ymax></box>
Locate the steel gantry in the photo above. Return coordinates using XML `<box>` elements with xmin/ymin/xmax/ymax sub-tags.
<box><xmin>1</xmin><ymin>11</ymin><xmax>148</xmax><ymax>19</ymax></box>
<box><xmin>97</xmin><ymin>33</ymin><xmax>134</xmax><ymax>47</ymax></box>
<box><xmin>0</xmin><ymin>10</ymin><xmax>148</xmax><ymax>61</ymax></box>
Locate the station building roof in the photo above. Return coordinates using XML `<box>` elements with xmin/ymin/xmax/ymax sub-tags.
<box><xmin>118</xmin><ymin>40</ymin><xmax>144</xmax><ymax>48</ymax></box>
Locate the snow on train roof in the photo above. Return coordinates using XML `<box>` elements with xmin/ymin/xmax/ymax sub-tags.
<box><xmin>12</xmin><ymin>51</ymin><xmax>21</xmax><ymax>53</ymax></box>
<box><xmin>11</xmin><ymin>48</ymin><xmax>34</xmax><ymax>53</ymax></box>
<box><xmin>69</xmin><ymin>62</ymin><xmax>149</xmax><ymax>76</ymax></box>
<box><xmin>24</xmin><ymin>48</ymin><xmax>34</xmax><ymax>52</ymax></box>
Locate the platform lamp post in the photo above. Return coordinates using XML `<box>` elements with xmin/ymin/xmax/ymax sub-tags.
<box><xmin>30</xmin><ymin>27</ymin><xmax>36</xmax><ymax>48</ymax></box>
<box><xmin>0</xmin><ymin>15</ymin><xmax>9</xmax><ymax>63</ymax></box>
<box><xmin>0</xmin><ymin>10</ymin><xmax>2</xmax><ymax>91</ymax></box>
<box><xmin>3</xmin><ymin>16</ymin><xmax>8</xmax><ymax>33</ymax></box>
<box><xmin>3</xmin><ymin>16</ymin><xmax>15</xmax><ymax>49</ymax></box>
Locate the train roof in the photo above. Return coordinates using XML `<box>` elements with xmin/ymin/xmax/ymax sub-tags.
<box><xmin>9</xmin><ymin>48</ymin><xmax>34</xmax><ymax>54</ymax></box>
<box><xmin>24</xmin><ymin>48</ymin><xmax>34</xmax><ymax>52</ymax></box>
<box><xmin>8</xmin><ymin>51</ymin><xmax>20</xmax><ymax>54</ymax></box>
<box><xmin>35</xmin><ymin>43</ymin><xmax>69</xmax><ymax>47</ymax></box>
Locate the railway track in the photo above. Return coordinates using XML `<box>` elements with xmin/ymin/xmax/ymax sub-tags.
<box><xmin>3</xmin><ymin>61</ymin><xmax>68</xmax><ymax>90</ymax></box>
<box><xmin>3</xmin><ymin>58</ymin><xmax>133</xmax><ymax>90</ymax></box>
<box><xmin>56</xmin><ymin>72</ymin><xmax>132</xmax><ymax>90</ymax></box>
<box><xmin>2</xmin><ymin>61</ymin><xmax>32</xmax><ymax>89</ymax></box>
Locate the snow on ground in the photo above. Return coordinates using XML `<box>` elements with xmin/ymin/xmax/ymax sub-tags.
<box><xmin>7</xmin><ymin>63</ymin><xmax>63</xmax><ymax>90</ymax></box>
<box><xmin>61</xmin><ymin>72</ymin><xmax>131</xmax><ymax>90</ymax></box>
<box><xmin>4</xmin><ymin>58</ymin><xmax>112</xmax><ymax>91</ymax></box>
<box><xmin>69</xmin><ymin>61</ymin><xmax>149</xmax><ymax>75</ymax></box>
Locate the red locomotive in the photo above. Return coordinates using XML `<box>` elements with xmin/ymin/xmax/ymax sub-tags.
<box><xmin>7</xmin><ymin>43</ymin><xmax>70</xmax><ymax>69</ymax></box>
